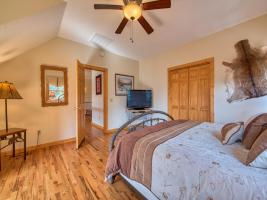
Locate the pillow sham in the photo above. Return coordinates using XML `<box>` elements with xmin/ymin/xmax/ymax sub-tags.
<box><xmin>221</xmin><ymin>122</ymin><xmax>244</xmax><ymax>145</ymax></box>
<box><xmin>243</xmin><ymin>113</ymin><xmax>267</xmax><ymax>149</ymax></box>
<box><xmin>244</xmin><ymin>113</ymin><xmax>262</xmax><ymax>130</ymax></box>
<box><xmin>246</xmin><ymin>129</ymin><xmax>267</xmax><ymax>169</ymax></box>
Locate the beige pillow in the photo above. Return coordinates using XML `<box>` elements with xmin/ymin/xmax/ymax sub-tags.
<box><xmin>221</xmin><ymin>122</ymin><xmax>244</xmax><ymax>145</ymax></box>
<box><xmin>246</xmin><ymin>129</ymin><xmax>267</xmax><ymax>168</ymax></box>
<box><xmin>243</xmin><ymin>113</ymin><xmax>267</xmax><ymax>149</ymax></box>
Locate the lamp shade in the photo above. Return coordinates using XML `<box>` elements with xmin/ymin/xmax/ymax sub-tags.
<box><xmin>0</xmin><ymin>81</ymin><xmax>22</xmax><ymax>99</ymax></box>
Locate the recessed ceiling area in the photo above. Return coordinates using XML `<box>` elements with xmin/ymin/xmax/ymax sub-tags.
<box><xmin>58</xmin><ymin>0</ymin><xmax>267</xmax><ymax>60</ymax></box>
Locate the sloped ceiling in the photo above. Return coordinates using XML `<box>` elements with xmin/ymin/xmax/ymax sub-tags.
<box><xmin>1</xmin><ymin>0</ymin><xmax>267</xmax><ymax>63</ymax></box>
<box><xmin>59</xmin><ymin>0</ymin><xmax>267</xmax><ymax>60</ymax></box>
<box><xmin>0</xmin><ymin>0</ymin><xmax>64</xmax><ymax>25</ymax></box>
<box><xmin>0</xmin><ymin>2</ymin><xmax>66</xmax><ymax>64</ymax></box>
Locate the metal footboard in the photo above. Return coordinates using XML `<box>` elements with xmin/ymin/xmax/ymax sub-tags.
<box><xmin>109</xmin><ymin>110</ymin><xmax>174</xmax><ymax>152</ymax></box>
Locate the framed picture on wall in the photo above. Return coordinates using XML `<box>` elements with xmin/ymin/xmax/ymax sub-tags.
<box><xmin>115</xmin><ymin>73</ymin><xmax>134</xmax><ymax>96</ymax></box>
<box><xmin>96</xmin><ymin>74</ymin><xmax>102</xmax><ymax>95</ymax></box>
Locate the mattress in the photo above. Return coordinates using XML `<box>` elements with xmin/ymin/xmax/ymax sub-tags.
<box><xmin>117</xmin><ymin>122</ymin><xmax>267</xmax><ymax>200</ymax></box>
<box><xmin>120</xmin><ymin>173</ymin><xmax>158</xmax><ymax>200</ymax></box>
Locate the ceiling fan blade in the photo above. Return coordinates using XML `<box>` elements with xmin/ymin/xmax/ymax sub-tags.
<box><xmin>142</xmin><ymin>0</ymin><xmax>171</xmax><ymax>10</ymax></box>
<box><xmin>94</xmin><ymin>4</ymin><xmax>123</xmax><ymax>10</ymax></box>
<box><xmin>138</xmin><ymin>15</ymin><xmax>154</xmax><ymax>34</ymax></box>
<box><xmin>115</xmin><ymin>17</ymin><xmax>129</xmax><ymax>34</ymax></box>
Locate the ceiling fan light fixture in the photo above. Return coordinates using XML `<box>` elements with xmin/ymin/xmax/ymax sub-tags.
<box><xmin>123</xmin><ymin>2</ymin><xmax>142</xmax><ymax>20</ymax></box>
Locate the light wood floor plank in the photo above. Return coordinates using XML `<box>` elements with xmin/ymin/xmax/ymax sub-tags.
<box><xmin>0</xmin><ymin>124</ymin><xmax>141</xmax><ymax>200</ymax></box>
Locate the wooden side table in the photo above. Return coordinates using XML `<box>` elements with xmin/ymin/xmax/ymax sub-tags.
<box><xmin>0</xmin><ymin>128</ymin><xmax>27</xmax><ymax>171</ymax></box>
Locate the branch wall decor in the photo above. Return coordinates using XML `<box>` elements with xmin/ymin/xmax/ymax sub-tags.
<box><xmin>223</xmin><ymin>39</ymin><xmax>267</xmax><ymax>103</ymax></box>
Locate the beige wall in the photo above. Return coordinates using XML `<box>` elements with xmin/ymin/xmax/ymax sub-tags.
<box><xmin>139</xmin><ymin>14</ymin><xmax>267</xmax><ymax>123</ymax></box>
<box><xmin>0</xmin><ymin>37</ymin><xmax>139</xmax><ymax>149</ymax></box>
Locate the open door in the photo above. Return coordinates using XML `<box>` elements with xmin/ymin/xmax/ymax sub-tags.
<box><xmin>76</xmin><ymin>60</ymin><xmax>109</xmax><ymax>149</ymax></box>
<box><xmin>76</xmin><ymin>61</ymin><xmax>86</xmax><ymax>148</ymax></box>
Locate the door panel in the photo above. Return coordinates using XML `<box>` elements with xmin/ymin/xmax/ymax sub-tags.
<box><xmin>169</xmin><ymin>68</ymin><xmax>188</xmax><ymax>120</ymax></box>
<box><xmin>189</xmin><ymin>65</ymin><xmax>210</xmax><ymax>122</ymax></box>
<box><xmin>198</xmin><ymin>65</ymin><xmax>210</xmax><ymax>122</ymax></box>
<box><xmin>178</xmin><ymin>69</ymin><xmax>188</xmax><ymax>120</ymax></box>
<box><xmin>168</xmin><ymin>59</ymin><xmax>213</xmax><ymax>123</ymax></box>
<box><xmin>169</xmin><ymin>71</ymin><xmax>179</xmax><ymax>119</ymax></box>
<box><xmin>189</xmin><ymin>68</ymin><xmax>199</xmax><ymax>121</ymax></box>
<box><xmin>77</xmin><ymin>64</ymin><xmax>86</xmax><ymax>149</ymax></box>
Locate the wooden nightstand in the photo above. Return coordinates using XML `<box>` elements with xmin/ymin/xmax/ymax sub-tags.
<box><xmin>0</xmin><ymin>128</ymin><xmax>27</xmax><ymax>171</ymax></box>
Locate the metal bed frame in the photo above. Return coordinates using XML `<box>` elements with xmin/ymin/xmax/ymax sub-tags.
<box><xmin>108</xmin><ymin>110</ymin><xmax>174</xmax><ymax>186</ymax></box>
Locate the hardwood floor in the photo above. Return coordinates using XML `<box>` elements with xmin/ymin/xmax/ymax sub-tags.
<box><xmin>0</xmin><ymin>122</ymin><xmax>141</xmax><ymax>200</ymax></box>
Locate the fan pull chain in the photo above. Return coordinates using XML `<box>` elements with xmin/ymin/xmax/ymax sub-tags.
<box><xmin>130</xmin><ymin>20</ymin><xmax>134</xmax><ymax>43</ymax></box>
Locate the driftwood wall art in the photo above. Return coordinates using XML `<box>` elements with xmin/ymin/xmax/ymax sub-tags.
<box><xmin>223</xmin><ymin>39</ymin><xmax>267</xmax><ymax>103</ymax></box>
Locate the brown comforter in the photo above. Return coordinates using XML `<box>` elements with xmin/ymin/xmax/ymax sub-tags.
<box><xmin>105</xmin><ymin>120</ymin><xmax>200</xmax><ymax>189</ymax></box>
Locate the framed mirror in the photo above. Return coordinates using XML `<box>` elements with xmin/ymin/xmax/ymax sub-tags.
<box><xmin>41</xmin><ymin>65</ymin><xmax>68</xmax><ymax>107</ymax></box>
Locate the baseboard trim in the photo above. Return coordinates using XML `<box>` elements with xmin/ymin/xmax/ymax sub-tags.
<box><xmin>91</xmin><ymin>122</ymin><xmax>104</xmax><ymax>130</ymax></box>
<box><xmin>3</xmin><ymin>137</ymin><xmax>75</xmax><ymax>155</ymax></box>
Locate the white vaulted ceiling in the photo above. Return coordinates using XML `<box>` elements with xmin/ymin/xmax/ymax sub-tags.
<box><xmin>0</xmin><ymin>2</ymin><xmax>66</xmax><ymax>63</ymax></box>
<box><xmin>1</xmin><ymin>0</ymin><xmax>267</xmax><ymax>63</ymax></box>
<box><xmin>58</xmin><ymin>0</ymin><xmax>267</xmax><ymax>60</ymax></box>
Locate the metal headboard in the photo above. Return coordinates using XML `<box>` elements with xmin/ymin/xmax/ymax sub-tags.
<box><xmin>109</xmin><ymin>110</ymin><xmax>174</xmax><ymax>152</ymax></box>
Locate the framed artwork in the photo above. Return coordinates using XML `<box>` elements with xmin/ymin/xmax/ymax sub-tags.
<box><xmin>115</xmin><ymin>73</ymin><xmax>134</xmax><ymax>96</ymax></box>
<box><xmin>41</xmin><ymin>65</ymin><xmax>68</xmax><ymax>107</ymax></box>
<box><xmin>96</xmin><ymin>74</ymin><xmax>102</xmax><ymax>95</ymax></box>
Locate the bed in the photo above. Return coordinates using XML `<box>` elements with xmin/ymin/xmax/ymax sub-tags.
<box><xmin>106</xmin><ymin>111</ymin><xmax>267</xmax><ymax>200</ymax></box>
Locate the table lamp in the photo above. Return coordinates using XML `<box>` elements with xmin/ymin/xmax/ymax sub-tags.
<box><xmin>0</xmin><ymin>81</ymin><xmax>22</xmax><ymax>131</ymax></box>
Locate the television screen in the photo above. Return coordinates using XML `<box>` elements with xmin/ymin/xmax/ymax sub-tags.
<box><xmin>127</xmin><ymin>90</ymin><xmax>152</xmax><ymax>109</ymax></box>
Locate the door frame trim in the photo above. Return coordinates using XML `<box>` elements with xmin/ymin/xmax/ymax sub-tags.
<box><xmin>76</xmin><ymin>60</ymin><xmax>109</xmax><ymax>148</ymax></box>
<box><xmin>168</xmin><ymin>57</ymin><xmax>214</xmax><ymax>122</ymax></box>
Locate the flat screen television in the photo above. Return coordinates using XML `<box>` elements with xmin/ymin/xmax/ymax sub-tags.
<box><xmin>127</xmin><ymin>90</ymin><xmax>152</xmax><ymax>109</ymax></box>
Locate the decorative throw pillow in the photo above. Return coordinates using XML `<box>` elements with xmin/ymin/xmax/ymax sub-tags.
<box><xmin>246</xmin><ymin>129</ymin><xmax>267</xmax><ymax>168</ymax></box>
<box><xmin>243</xmin><ymin>113</ymin><xmax>267</xmax><ymax>149</ymax></box>
<box><xmin>244</xmin><ymin>113</ymin><xmax>262</xmax><ymax>130</ymax></box>
<box><xmin>221</xmin><ymin>122</ymin><xmax>244</xmax><ymax>145</ymax></box>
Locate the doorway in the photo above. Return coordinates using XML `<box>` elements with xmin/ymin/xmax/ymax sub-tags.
<box><xmin>76</xmin><ymin>60</ymin><xmax>108</xmax><ymax>149</ymax></box>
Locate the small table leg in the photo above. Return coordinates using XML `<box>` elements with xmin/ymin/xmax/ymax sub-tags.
<box><xmin>12</xmin><ymin>134</ymin><xmax>15</xmax><ymax>157</ymax></box>
<box><xmin>0</xmin><ymin>139</ymin><xmax>1</xmax><ymax>171</ymax></box>
<box><xmin>24</xmin><ymin>131</ymin><xmax>26</xmax><ymax>160</ymax></box>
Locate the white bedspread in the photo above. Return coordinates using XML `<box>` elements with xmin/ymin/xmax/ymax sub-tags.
<box><xmin>150</xmin><ymin>122</ymin><xmax>267</xmax><ymax>200</ymax></box>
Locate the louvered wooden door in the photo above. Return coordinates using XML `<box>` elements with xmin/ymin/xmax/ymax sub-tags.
<box><xmin>168</xmin><ymin>58</ymin><xmax>214</xmax><ymax>122</ymax></box>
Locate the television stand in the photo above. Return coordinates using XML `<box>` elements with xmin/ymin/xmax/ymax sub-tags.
<box><xmin>127</xmin><ymin>108</ymin><xmax>152</xmax><ymax>120</ymax></box>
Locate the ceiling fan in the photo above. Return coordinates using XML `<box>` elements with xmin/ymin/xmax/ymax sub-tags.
<box><xmin>94</xmin><ymin>0</ymin><xmax>171</xmax><ymax>35</ymax></box>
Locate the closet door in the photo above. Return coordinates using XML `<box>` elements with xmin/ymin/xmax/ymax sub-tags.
<box><xmin>178</xmin><ymin>68</ymin><xmax>189</xmax><ymax>120</ymax></box>
<box><xmin>188</xmin><ymin>67</ymin><xmax>199</xmax><ymax>121</ymax></box>
<box><xmin>168</xmin><ymin>68</ymin><xmax>189</xmax><ymax>120</ymax></box>
<box><xmin>189</xmin><ymin>65</ymin><xmax>210</xmax><ymax>122</ymax></box>
<box><xmin>198</xmin><ymin>65</ymin><xmax>211</xmax><ymax>122</ymax></box>
<box><xmin>169</xmin><ymin>70</ymin><xmax>179</xmax><ymax>119</ymax></box>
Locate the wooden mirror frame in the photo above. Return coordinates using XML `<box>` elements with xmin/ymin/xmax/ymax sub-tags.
<box><xmin>41</xmin><ymin>65</ymin><xmax>68</xmax><ymax>107</ymax></box>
